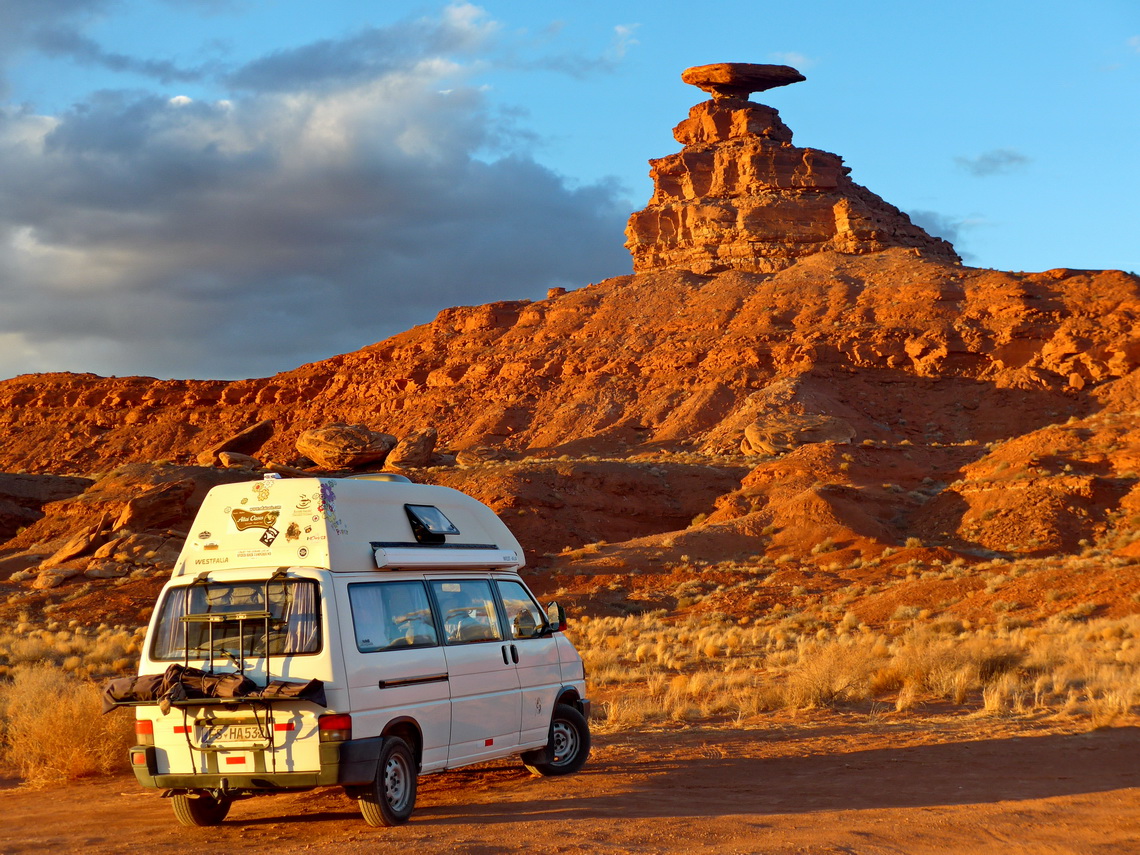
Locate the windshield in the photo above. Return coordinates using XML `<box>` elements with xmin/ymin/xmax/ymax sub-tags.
<box><xmin>151</xmin><ymin>578</ymin><xmax>321</xmax><ymax>661</ymax></box>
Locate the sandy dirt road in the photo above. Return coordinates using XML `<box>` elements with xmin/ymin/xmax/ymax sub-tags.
<box><xmin>3</xmin><ymin>716</ymin><xmax>1139</xmax><ymax>855</ymax></box>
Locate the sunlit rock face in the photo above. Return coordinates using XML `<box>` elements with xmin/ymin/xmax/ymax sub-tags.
<box><xmin>625</xmin><ymin>63</ymin><xmax>960</xmax><ymax>275</ymax></box>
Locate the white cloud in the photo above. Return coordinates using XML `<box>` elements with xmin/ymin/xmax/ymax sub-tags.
<box><xmin>0</xmin><ymin>6</ymin><xmax>631</xmax><ymax>380</ymax></box>
<box><xmin>608</xmin><ymin>24</ymin><xmax>640</xmax><ymax>61</ymax></box>
<box><xmin>768</xmin><ymin>51</ymin><xmax>816</xmax><ymax>70</ymax></box>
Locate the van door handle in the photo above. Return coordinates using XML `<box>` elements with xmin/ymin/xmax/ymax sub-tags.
<box><xmin>501</xmin><ymin>645</ymin><xmax>510</xmax><ymax>665</ymax></box>
<box><xmin>510</xmin><ymin>644</ymin><xmax>519</xmax><ymax>664</ymax></box>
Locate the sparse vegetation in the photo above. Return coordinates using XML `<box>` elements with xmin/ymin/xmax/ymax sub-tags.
<box><xmin>0</xmin><ymin>618</ymin><xmax>146</xmax><ymax>679</ymax></box>
<box><xmin>0</xmin><ymin>665</ymin><xmax>135</xmax><ymax>786</ymax></box>
<box><xmin>569</xmin><ymin>611</ymin><xmax>1140</xmax><ymax>731</ymax></box>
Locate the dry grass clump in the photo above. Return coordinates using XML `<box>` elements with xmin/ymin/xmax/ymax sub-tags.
<box><xmin>0</xmin><ymin>664</ymin><xmax>135</xmax><ymax>786</ymax></box>
<box><xmin>572</xmin><ymin>612</ymin><xmax>1140</xmax><ymax>732</ymax></box>
<box><xmin>780</xmin><ymin>638</ymin><xmax>880</xmax><ymax>708</ymax></box>
<box><xmin>0</xmin><ymin>618</ymin><xmax>144</xmax><ymax>679</ymax></box>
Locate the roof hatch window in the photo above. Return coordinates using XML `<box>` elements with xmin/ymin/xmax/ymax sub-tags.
<box><xmin>405</xmin><ymin>504</ymin><xmax>460</xmax><ymax>544</ymax></box>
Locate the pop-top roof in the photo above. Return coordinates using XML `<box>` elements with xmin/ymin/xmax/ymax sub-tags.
<box><xmin>174</xmin><ymin>477</ymin><xmax>523</xmax><ymax>576</ymax></box>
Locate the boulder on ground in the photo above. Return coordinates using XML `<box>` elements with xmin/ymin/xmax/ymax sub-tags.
<box><xmin>0</xmin><ymin>472</ymin><xmax>91</xmax><ymax>540</ymax></box>
<box><xmin>8</xmin><ymin>566</ymin><xmax>38</xmax><ymax>583</ymax></box>
<box><xmin>385</xmin><ymin>428</ymin><xmax>438</xmax><ymax>469</ymax></box>
<box><xmin>196</xmin><ymin>419</ymin><xmax>274</xmax><ymax>466</ymax></box>
<box><xmin>295</xmin><ymin>423</ymin><xmax>397</xmax><ymax>470</ymax></box>
<box><xmin>41</xmin><ymin>511</ymin><xmax>111</xmax><ymax>569</ymax></box>
<box><xmin>84</xmin><ymin>561</ymin><xmax>131</xmax><ymax>580</ymax></box>
<box><xmin>455</xmin><ymin>446</ymin><xmax>513</xmax><ymax>467</ymax></box>
<box><xmin>92</xmin><ymin>532</ymin><xmax>176</xmax><ymax>565</ymax></box>
<box><xmin>263</xmin><ymin>461</ymin><xmax>312</xmax><ymax>477</ymax></box>
<box><xmin>33</xmin><ymin>562</ymin><xmax>85</xmax><ymax>588</ymax></box>
<box><xmin>741</xmin><ymin>414</ymin><xmax>855</xmax><ymax>456</ymax></box>
<box><xmin>113</xmin><ymin>479</ymin><xmax>196</xmax><ymax>532</ymax></box>
<box><xmin>218</xmin><ymin>451</ymin><xmax>262</xmax><ymax>469</ymax></box>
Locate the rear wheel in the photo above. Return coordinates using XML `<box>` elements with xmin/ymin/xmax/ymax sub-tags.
<box><xmin>524</xmin><ymin>703</ymin><xmax>590</xmax><ymax>776</ymax></box>
<box><xmin>171</xmin><ymin>791</ymin><xmax>232</xmax><ymax>826</ymax></box>
<box><xmin>358</xmin><ymin>736</ymin><xmax>417</xmax><ymax>827</ymax></box>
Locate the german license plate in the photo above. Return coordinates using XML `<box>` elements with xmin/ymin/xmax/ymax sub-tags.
<box><xmin>202</xmin><ymin>723</ymin><xmax>265</xmax><ymax>743</ymax></box>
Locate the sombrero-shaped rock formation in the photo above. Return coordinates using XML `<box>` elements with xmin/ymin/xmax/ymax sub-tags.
<box><xmin>625</xmin><ymin>62</ymin><xmax>960</xmax><ymax>275</ymax></box>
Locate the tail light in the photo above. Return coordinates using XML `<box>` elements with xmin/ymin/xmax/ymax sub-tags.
<box><xmin>135</xmin><ymin>718</ymin><xmax>154</xmax><ymax>746</ymax></box>
<box><xmin>318</xmin><ymin>713</ymin><xmax>352</xmax><ymax>742</ymax></box>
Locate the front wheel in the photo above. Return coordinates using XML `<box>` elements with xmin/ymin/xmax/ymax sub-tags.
<box><xmin>358</xmin><ymin>736</ymin><xmax>417</xmax><ymax>827</ymax></box>
<box><xmin>171</xmin><ymin>791</ymin><xmax>232</xmax><ymax>826</ymax></box>
<box><xmin>524</xmin><ymin>703</ymin><xmax>591</xmax><ymax>777</ymax></box>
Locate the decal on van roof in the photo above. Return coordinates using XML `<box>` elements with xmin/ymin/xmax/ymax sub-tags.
<box><xmin>319</xmin><ymin>481</ymin><xmax>349</xmax><ymax>535</ymax></box>
<box><xmin>173</xmin><ymin>478</ymin><xmax>525</xmax><ymax>576</ymax></box>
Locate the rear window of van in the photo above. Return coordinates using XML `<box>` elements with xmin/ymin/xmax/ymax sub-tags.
<box><xmin>151</xmin><ymin>579</ymin><xmax>321</xmax><ymax>660</ymax></box>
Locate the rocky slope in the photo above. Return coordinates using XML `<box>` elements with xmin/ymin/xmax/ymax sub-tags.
<box><xmin>1</xmin><ymin>64</ymin><xmax>1138</xmax><ymax>628</ymax></box>
<box><xmin>1</xmin><ymin>256</ymin><xmax>1135</xmax><ymax>475</ymax></box>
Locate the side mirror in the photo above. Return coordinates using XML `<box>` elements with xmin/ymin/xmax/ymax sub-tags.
<box><xmin>546</xmin><ymin>601</ymin><xmax>567</xmax><ymax>633</ymax></box>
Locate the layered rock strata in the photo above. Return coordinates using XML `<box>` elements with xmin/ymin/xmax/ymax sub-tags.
<box><xmin>1</xmin><ymin>259</ymin><xmax>1137</xmax><ymax>475</ymax></box>
<box><xmin>625</xmin><ymin>63</ymin><xmax>960</xmax><ymax>274</ymax></box>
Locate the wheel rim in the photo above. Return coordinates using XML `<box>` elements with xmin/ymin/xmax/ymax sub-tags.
<box><xmin>383</xmin><ymin>752</ymin><xmax>411</xmax><ymax>810</ymax></box>
<box><xmin>550</xmin><ymin>719</ymin><xmax>578</xmax><ymax>766</ymax></box>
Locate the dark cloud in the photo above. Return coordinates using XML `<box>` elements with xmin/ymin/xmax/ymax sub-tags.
<box><xmin>908</xmin><ymin>209</ymin><xmax>977</xmax><ymax>263</ymax></box>
<box><xmin>226</xmin><ymin>8</ymin><xmax>496</xmax><ymax>93</ymax></box>
<box><xmin>954</xmin><ymin>148</ymin><xmax>1030</xmax><ymax>177</ymax></box>
<box><xmin>0</xmin><ymin>0</ymin><xmax>111</xmax><ymax>42</ymax></box>
<box><xmin>0</xmin><ymin>0</ymin><xmax>113</xmax><ymax>93</ymax></box>
<box><xmin>31</xmin><ymin>25</ymin><xmax>208</xmax><ymax>85</ymax></box>
<box><xmin>0</xmin><ymin>11</ymin><xmax>632</xmax><ymax>380</ymax></box>
<box><xmin>494</xmin><ymin>22</ymin><xmax>640</xmax><ymax>79</ymax></box>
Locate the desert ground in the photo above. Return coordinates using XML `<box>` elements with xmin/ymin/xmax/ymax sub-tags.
<box><xmin>3</xmin><ymin>714</ymin><xmax>1138</xmax><ymax>855</ymax></box>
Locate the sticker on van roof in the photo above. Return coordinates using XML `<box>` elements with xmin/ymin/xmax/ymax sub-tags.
<box><xmin>173</xmin><ymin>478</ymin><xmax>525</xmax><ymax>576</ymax></box>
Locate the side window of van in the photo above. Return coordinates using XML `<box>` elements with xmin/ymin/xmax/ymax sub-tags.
<box><xmin>496</xmin><ymin>579</ymin><xmax>547</xmax><ymax>639</ymax></box>
<box><xmin>430</xmin><ymin>580</ymin><xmax>503</xmax><ymax>644</ymax></box>
<box><xmin>349</xmin><ymin>581</ymin><xmax>438</xmax><ymax>652</ymax></box>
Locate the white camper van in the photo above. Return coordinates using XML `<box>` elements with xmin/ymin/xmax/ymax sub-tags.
<box><xmin>113</xmin><ymin>475</ymin><xmax>590</xmax><ymax>828</ymax></box>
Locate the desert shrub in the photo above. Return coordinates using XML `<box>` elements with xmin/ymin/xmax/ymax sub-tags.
<box><xmin>810</xmin><ymin>538</ymin><xmax>835</xmax><ymax>555</ymax></box>
<box><xmin>1058</xmin><ymin>602</ymin><xmax>1100</xmax><ymax>621</ymax></box>
<box><xmin>0</xmin><ymin>665</ymin><xmax>135</xmax><ymax>786</ymax></box>
<box><xmin>781</xmin><ymin>637</ymin><xmax>880</xmax><ymax>708</ymax></box>
<box><xmin>890</xmin><ymin>605</ymin><xmax>921</xmax><ymax>621</ymax></box>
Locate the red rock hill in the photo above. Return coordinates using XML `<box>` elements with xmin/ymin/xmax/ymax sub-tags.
<box><xmin>1</xmin><ymin>64</ymin><xmax>1138</xmax><ymax>627</ymax></box>
<box><xmin>0</xmin><ymin>255</ymin><xmax>1135</xmax><ymax>474</ymax></box>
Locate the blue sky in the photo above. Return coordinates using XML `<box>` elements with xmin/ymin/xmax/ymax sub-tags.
<box><xmin>0</xmin><ymin>0</ymin><xmax>1137</xmax><ymax>380</ymax></box>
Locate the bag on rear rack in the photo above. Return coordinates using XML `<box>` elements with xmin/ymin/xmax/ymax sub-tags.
<box><xmin>250</xmin><ymin>678</ymin><xmax>327</xmax><ymax>706</ymax></box>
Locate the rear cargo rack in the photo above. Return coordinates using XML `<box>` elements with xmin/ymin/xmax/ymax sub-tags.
<box><xmin>182</xmin><ymin>612</ymin><xmax>273</xmax><ymax>622</ymax></box>
<box><xmin>103</xmin><ymin>567</ymin><xmax>325</xmax><ymax>714</ymax></box>
<box><xmin>180</xmin><ymin>569</ymin><xmax>288</xmax><ymax>682</ymax></box>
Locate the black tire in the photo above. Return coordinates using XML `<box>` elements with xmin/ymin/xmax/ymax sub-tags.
<box><xmin>524</xmin><ymin>703</ymin><xmax>591</xmax><ymax>777</ymax></box>
<box><xmin>358</xmin><ymin>736</ymin><xmax>417</xmax><ymax>827</ymax></box>
<box><xmin>171</xmin><ymin>791</ymin><xmax>232</xmax><ymax>827</ymax></box>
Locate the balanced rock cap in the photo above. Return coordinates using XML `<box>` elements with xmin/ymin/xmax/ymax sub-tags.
<box><xmin>681</xmin><ymin>63</ymin><xmax>805</xmax><ymax>100</ymax></box>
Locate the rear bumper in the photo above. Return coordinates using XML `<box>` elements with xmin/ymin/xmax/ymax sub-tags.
<box><xmin>130</xmin><ymin>737</ymin><xmax>384</xmax><ymax>792</ymax></box>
